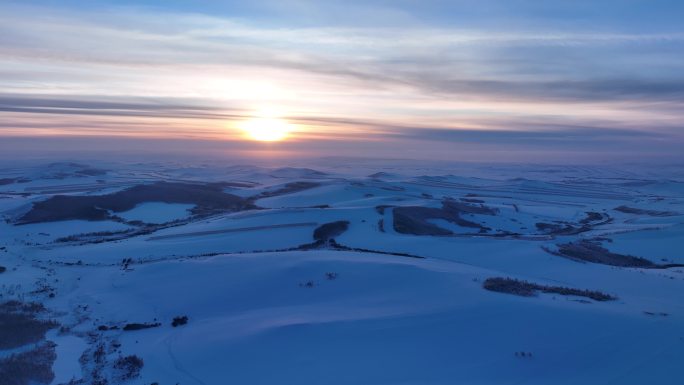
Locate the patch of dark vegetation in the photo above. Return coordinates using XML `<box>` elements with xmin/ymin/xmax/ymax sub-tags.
<box><xmin>536</xmin><ymin>212</ymin><xmax>611</xmax><ymax>236</ymax></box>
<box><xmin>368</xmin><ymin>172</ymin><xmax>391</xmax><ymax>179</ymax></box>
<box><xmin>445</xmin><ymin>199</ymin><xmax>498</xmax><ymax>215</ymax></box>
<box><xmin>121</xmin><ymin>257</ymin><xmax>134</xmax><ymax>270</ymax></box>
<box><xmin>250</xmin><ymin>182</ymin><xmax>319</xmax><ymax>201</ymax></box>
<box><xmin>460</xmin><ymin>197</ymin><xmax>484</xmax><ymax>203</ymax></box>
<box><xmin>546</xmin><ymin>240</ymin><xmax>684</xmax><ymax>268</ymax></box>
<box><xmin>17</xmin><ymin>181</ymin><xmax>255</xmax><ymax>224</ymax></box>
<box><xmin>535</xmin><ymin>222</ymin><xmax>587</xmax><ymax>236</ymax></box>
<box><xmin>171</xmin><ymin>316</ymin><xmax>189</xmax><ymax>327</ymax></box>
<box><xmin>148</xmin><ymin>222</ymin><xmax>317</xmax><ymax>243</ymax></box>
<box><xmin>483</xmin><ymin>277</ymin><xmax>616</xmax><ymax>301</ymax></box>
<box><xmin>30</xmin><ymin>279</ymin><xmax>57</xmax><ymax>298</ymax></box>
<box><xmin>296</xmin><ymin>240</ymin><xmax>326</xmax><ymax>250</ymax></box>
<box><xmin>221</xmin><ymin>181</ymin><xmax>258</xmax><ymax>188</ymax></box>
<box><xmin>643</xmin><ymin>311</ymin><xmax>669</xmax><ymax>317</ymax></box>
<box><xmin>75</xmin><ymin>167</ymin><xmax>108</xmax><ymax>176</ymax></box>
<box><xmin>380</xmin><ymin>185</ymin><xmax>405</xmax><ymax>191</ymax></box>
<box><xmin>0</xmin><ymin>341</ymin><xmax>56</xmax><ymax>385</ymax></box>
<box><xmin>55</xmin><ymin>217</ymin><xmax>201</xmax><ymax>245</ymax></box>
<box><xmin>289</xmin><ymin>236</ymin><xmax>425</xmax><ymax>258</ymax></box>
<box><xmin>375</xmin><ymin>205</ymin><xmax>393</xmax><ymax>215</ymax></box>
<box><xmin>55</xmin><ymin>229</ymin><xmax>135</xmax><ymax>243</ymax></box>
<box><xmin>580</xmin><ymin>211</ymin><xmax>606</xmax><ymax>224</ymax></box>
<box><xmin>313</xmin><ymin>221</ymin><xmax>350</xmax><ymax>242</ymax></box>
<box><xmin>394</xmin><ymin>206</ymin><xmax>453</xmax><ymax>235</ymax></box>
<box><xmin>328</xmin><ymin>239</ymin><xmax>424</xmax><ymax>259</ymax></box>
<box><xmin>40</xmin><ymin>162</ymin><xmax>108</xmax><ymax>179</ymax></box>
<box><xmin>325</xmin><ymin>272</ymin><xmax>338</xmax><ymax>280</ymax></box>
<box><xmin>0</xmin><ymin>301</ymin><xmax>58</xmax><ymax>350</ymax></box>
<box><xmin>79</xmin><ymin>339</ymin><xmax>125</xmax><ymax>384</ymax></box>
<box><xmin>393</xmin><ymin>199</ymin><xmax>496</xmax><ymax>236</ymax></box>
<box><xmin>123</xmin><ymin>322</ymin><xmax>161</xmax><ymax>331</ymax></box>
<box><xmin>97</xmin><ymin>324</ymin><xmax>120</xmax><ymax>331</ymax></box>
<box><xmin>614</xmin><ymin>205</ymin><xmax>677</xmax><ymax>217</ymax></box>
<box><xmin>113</xmin><ymin>355</ymin><xmax>144</xmax><ymax>380</ymax></box>
<box><xmin>271</xmin><ymin>167</ymin><xmax>328</xmax><ymax>178</ymax></box>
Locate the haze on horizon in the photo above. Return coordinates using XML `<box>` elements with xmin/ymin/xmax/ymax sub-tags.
<box><xmin>1</xmin><ymin>0</ymin><xmax>683</xmax><ymax>164</ymax></box>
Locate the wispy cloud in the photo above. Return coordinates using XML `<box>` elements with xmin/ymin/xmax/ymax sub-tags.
<box><xmin>1</xmin><ymin>2</ymin><xmax>683</xmax><ymax>162</ymax></box>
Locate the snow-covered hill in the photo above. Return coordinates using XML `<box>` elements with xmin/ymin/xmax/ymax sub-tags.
<box><xmin>1</xmin><ymin>161</ymin><xmax>683</xmax><ymax>384</ymax></box>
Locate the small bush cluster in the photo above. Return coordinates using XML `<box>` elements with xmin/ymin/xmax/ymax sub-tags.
<box><xmin>172</xmin><ymin>315</ymin><xmax>189</xmax><ymax>327</ymax></box>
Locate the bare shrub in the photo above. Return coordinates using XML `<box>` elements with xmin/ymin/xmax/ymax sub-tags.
<box><xmin>172</xmin><ymin>315</ymin><xmax>189</xmax><ymax>327</ymax></box>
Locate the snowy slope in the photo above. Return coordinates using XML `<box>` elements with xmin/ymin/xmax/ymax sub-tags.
<box><xmin>1</xmin><ymin>161</ymin><xmax>683</xmax><ymax>385</ymax></box>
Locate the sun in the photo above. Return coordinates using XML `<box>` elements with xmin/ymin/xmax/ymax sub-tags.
<box><xmin>240</xmin><ymin>116</ymin><xmax>292</xmax><ymax>142</ymax></box>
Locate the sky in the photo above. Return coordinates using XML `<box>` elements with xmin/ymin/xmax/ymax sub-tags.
<box><xmin>1</xmin><ymin>0</ymin><xmax>683</xmax><ymax>163</ymax></box>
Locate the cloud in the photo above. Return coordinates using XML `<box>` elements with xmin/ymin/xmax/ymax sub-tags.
<box><xmin>1</xmin><ymin>2</ymin><xmax>683</xmax><ymax>163</ymax></box>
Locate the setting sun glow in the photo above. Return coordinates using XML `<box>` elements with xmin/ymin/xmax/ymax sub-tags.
<box><xmin>241</xmin><ymin>116</ymin><xmax>292</xmax><ymax>142</ymax></box>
